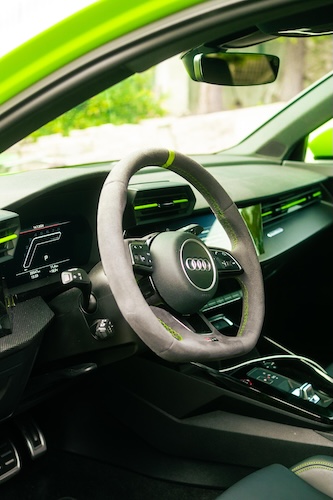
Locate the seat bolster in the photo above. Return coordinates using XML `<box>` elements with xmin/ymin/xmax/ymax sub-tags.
<box><xmin>215</xmin><ymin>463</ymin><xmax>331</xmax><ymax>500</ymax></box>
<box><xmin>325</xmin><ymin>363</ymin><xmax>333</xmax><ymax>377</ymax></box>
<box><xmin>291</xmin><ymin>455</ymin><xmax>333</xmax><ymax>498</ymax></box>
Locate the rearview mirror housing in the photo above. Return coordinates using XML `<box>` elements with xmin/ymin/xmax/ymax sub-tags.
<box><xmin>182</xmin><ymin>47</ymin><xmax>279</xmax><ymax>86</ymax></box>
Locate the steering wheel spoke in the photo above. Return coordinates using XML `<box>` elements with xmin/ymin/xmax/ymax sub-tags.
<box><xmin>210</xmin><ymin>248</ymin><xmax>243</xmax><ymax>278</ymax></box>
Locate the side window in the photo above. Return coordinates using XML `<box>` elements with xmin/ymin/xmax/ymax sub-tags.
<box><xmin>306</xmin><ymin>119</ymin><xmax>333</xmax><ymax>162</ymax></box>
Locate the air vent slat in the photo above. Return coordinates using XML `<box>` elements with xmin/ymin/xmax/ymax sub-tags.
<box><xmin>262</xmin><ymin>186</ymin><xmax>323</xmax><ymax>225</ymax></box>
<box><xmin>0</xmin><ymin>210</ymin><xmax>20</xmax><ymax>263</ymax></box>
<box><xmin>125</xmin><ymin>182</ymin><xmax>196</xmax><ymax>227</ymax></box>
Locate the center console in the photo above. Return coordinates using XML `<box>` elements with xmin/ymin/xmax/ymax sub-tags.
<box><xmin>194</xmin><ymin>339</ymin><xmax>333</xmax><ymax>427</ymax></box>
<box><xmin>196</xmin><ymin>281</ymin><xmax>333</xmax><ymax>428</ymax></box>
<box><xmin>233</xmin><ymin>355</ymin><xmax>332</xmax><ymax>424</ymax></box>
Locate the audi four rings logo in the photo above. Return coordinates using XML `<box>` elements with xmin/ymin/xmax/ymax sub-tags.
<box><xmin>185</xmin><ymin>257</ymin><xmax>212</xmax><ymax>272</ymax></box>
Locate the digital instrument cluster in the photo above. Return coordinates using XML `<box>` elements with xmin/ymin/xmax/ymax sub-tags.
<box><xmin>3</xmin><ymin>217</ymin><xmax>91</xmax><ymax>291</ymax></box>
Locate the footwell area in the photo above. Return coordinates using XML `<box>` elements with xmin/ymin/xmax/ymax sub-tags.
<box><xmin>0</xmin><ymin>373</ymin><xmax>225</xmax><ymax>500</ymax></box>
<box><xmin>1</xmin><ymin>450</ymin><xmax>220</xmax><ymax>500</ymax></box>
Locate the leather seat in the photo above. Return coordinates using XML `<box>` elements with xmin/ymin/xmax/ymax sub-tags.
<box><xmin>325</xmin><ymin>363</ymin><xmax>333</xmax><ymax>378</ymax></box>
<box><xmin>216</xmin><ymin>456</ymin><xmax>333</xmax><ymax>499</ymax></box>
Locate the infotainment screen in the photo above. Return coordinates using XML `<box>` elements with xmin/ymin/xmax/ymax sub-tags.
<box><xmin>239</xmin><ymin>204</ymin><xmax>265</xmax><ymax>255</ymax></box>
<box><xmin>175</xmin><ymin>204</ymin><xmax>265</xmax><ymax>256</ymax></box>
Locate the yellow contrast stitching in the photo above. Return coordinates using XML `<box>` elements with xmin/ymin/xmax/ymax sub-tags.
<box><xmin>236</xmin><ymin>280</ymin><xmax>249</xmax><ymax>337</ymax></box>
<box><xmin>159</xmin><ymin>319</ymin><xmax>183</xmax><ymax>341</ymax></box>
<box><xmin>292</xmin><ymin>460</ymin><xmax>333</xmax><ymax>474</ymax></box>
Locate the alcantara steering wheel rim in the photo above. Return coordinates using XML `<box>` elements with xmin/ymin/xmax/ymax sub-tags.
<box><xmin>97</xmin><ymin>148</ymin><xmax>264</xmax><ymax>362</ymax></box>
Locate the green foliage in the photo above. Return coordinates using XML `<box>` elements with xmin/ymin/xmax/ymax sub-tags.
<box><xmin>31</xmin><ymin>69</ymin><xmax>165</xmax><ymax>138</ymax></box>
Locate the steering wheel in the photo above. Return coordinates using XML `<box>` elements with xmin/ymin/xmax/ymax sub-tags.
<box><xmin>97</xmin><ymin>149</ymin><xmax>264</xmax><ymax>362</ymax></box>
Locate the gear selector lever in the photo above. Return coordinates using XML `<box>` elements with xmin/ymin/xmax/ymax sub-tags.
<box><xmin>292</xmin><ymin>382</ymin><xmax>320</xmax><ymax>403</ymax></box>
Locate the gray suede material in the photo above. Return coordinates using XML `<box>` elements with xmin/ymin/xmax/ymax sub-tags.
<box><xmin>97</xmin><ymin>149</ymin><xmax>265</xmax><ymax>362</ymax></box>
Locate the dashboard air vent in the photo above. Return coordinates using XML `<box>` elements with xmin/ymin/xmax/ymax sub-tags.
<box><xmin>261</xmin><ymin>186</ymin><xmax>323</xmax><ymax>225</ymax></box>
<box><xmin>0</xmin><ymin>210</ymin><xmax>20</xmax><ymax>264</ymax></box>
<box><xmin>125</xmin><ymin>182</ymin><xmax>196</xmax><ymax>226</ymax></box>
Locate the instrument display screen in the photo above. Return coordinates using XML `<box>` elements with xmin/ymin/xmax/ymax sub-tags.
<box><xmin>3</xmin><ymin>217</ymin><xmax>91</xmax><ymax>290</ymax></box>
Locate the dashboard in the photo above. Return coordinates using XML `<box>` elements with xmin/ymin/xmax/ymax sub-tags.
<box><xmin>0</xmin><ymin>160</ymin><xmax>332</xmax><ymax>299</ymax></box>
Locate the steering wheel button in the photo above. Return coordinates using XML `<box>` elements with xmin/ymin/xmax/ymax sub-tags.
<box><xmin>129</xmin><ymin>242</ymin><xmax>153</xmax><ymax>273</ymax></box>
<box><xmin>203</xmin><ymin>335</ymin><xmax>219</xmax><ymax>342</ymax></box>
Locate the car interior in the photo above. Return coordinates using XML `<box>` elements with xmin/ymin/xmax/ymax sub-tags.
<box><xmin>0</xmin><ymin>0</ymin><xmax>333</xmax><ymax>498</ymax></box>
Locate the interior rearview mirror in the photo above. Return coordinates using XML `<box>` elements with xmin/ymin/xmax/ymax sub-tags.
<box><xmin>182</xmin><ymin>47</ymin><xmax>280</xmax><ymax>86</ymax></box>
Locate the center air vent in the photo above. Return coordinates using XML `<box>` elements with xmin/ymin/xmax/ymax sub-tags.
<box><xmin>0</xmin><ymin>210</ymin><xmax>20</xmax><ymax>264</ymax></box>
<box><xmin>261</xmin><ymin>186</ymin><xmax>323</xmax><ymax>225</ymax></box>
<box><xmin>124</xmin><ymin>182</ymin><xmax>196</xmax><ymax>227</ymax></box>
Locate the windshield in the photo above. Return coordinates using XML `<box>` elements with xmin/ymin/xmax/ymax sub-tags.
<box><xmin>1</xmin><ymin>37</ymin><xmax>332</xmax><ymax>173</ymax></box>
